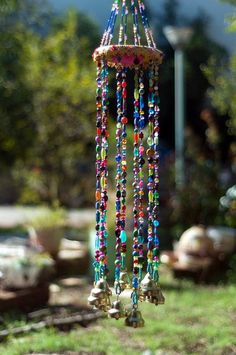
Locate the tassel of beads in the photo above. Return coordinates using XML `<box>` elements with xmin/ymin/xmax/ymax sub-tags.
<box><xmin>152</xmin><ymin>64</ymin><xmax>161</xmax><ymax>281</ymax></box>
<box><xmin>115</xmin><ymin>67</ymin><xmax>128</xmax><ymax>292</ymax></box>
<box><xmin>94</xmin><ymin>60</ymin><xmax>109</xmax><ymax>281</ymax></box>
<box><xmin>132</xmin><ymin>67</ymin><xmax>140</xmax><ymax>306</ymax></box>
<box><xmin>94</xmin><ymin>63</ymin><xmax>103</xmax><ymax>283</ymax></box>
<box><xmin>146</xmin><ymin>63</ymin><xmax>155</xmax><ymax>277</ymax></box>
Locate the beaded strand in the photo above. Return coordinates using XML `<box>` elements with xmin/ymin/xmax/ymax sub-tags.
<box><xmin>152</xmin><ymin>64</ymin><xmax>161</xmax><ymax>282</ymax></box>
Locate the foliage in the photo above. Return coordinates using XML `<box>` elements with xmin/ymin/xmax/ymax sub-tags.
<box><xmin>203</xmin><ymin>0</ymin><xmax>236</xmax><ymax>135</ymax></box>
<box><xmin>26</xmin><ymin>207</ymin><xmax>67</xmax><ymax>229</ymax></box>
<box><xmin>0</xmin><ymin>1</ymin><xmax>100</xmax><ymax>206</ymax></box>
<box><xmin>15</xmin><ymin>9</ymin><xmax>99</xmax><ymax>207</ymax></box>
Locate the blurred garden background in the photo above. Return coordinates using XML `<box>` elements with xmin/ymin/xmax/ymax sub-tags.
<box><xmin>0</xmin><ymin>0</ymin><xmax>236</xmax><ymax>354</ymax></box>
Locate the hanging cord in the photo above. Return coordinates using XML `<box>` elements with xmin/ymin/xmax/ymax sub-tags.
<box><xmin>118</xmin><ymin>0</ymin><xmax>125</xmax><ymax>45</ymax></box>
<box><xmin>124</xmin><ymin>3</ymin><xmax>128</xmax><ymax>45</ymax></box>
<box><xmin>137</xmin><ymin>0</ymin><xmax>156</xmax><ymax>48</ymax></box>
<box><xmin>131</xmin><ymin>0</ymin><xmax>139</xmax><ymax>46</ymax></box>
<box><xmin>109</xmin><ymin>3</ymin><xmax>119</xmax><ymax>45</ymax></box>
<box><xmin>101</xmin><ymin>1</ymin><xmax>119</xmax><ymax>46</ymax></box>
<box><xmin>101</xmin><ymin>3</ymin><xmax>116</xmax><ymax>46</ymax></box>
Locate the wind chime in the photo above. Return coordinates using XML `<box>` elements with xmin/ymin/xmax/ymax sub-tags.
<box><xmin>88</xmin><ymin>0</ymin><xmax>165</xmax><ymax>328</ymax></box>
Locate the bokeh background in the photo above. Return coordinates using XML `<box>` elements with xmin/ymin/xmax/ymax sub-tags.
<box><xmin>0</xmin><ymin>0</ymin><xmax>236</xmax><ymax>354</ymax></box>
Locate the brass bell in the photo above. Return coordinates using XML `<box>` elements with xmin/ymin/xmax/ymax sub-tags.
<box><xmin>95</xmin><ymin>278</ymin><xmax>112</xmax><ymax>296</ymax></box>
<box><xmin>125</xmin><ymin>308</ymin><xmax>145</xmax><ymax>328</ymax></box>
<box><xmin>108</xmin><ymin>299</ymin><xmax>126</xmax><ymax>319</ymax></box>
<box><xmin>88</xmin><ymin>295</ymin><xmax>100</xmax><ymax>307</ymax></box>
<box><xmin>88</xmin><ymin>278</ymin><xmax>112</xmax><ymax>311</ymax></box>
<box><xmin>141</xmin><ymin>273</ymin><xmax>155</xmax><ymax>297</ymax></box>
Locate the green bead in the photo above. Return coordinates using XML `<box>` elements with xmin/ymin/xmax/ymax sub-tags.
<box><xmin>147</xmin><ymin>137</ymin><xmax>153</xmax><ymax>146</ymax></box>
<box><xmin>148</xmin><ymin>191</ymin><xmax>153</xmax><ymax>202</ymax></box>
<box><xmin>153</xmin><ymin>248</ymin><xmax>160</xmax><ymax>257</ymax></box>
<box><xmin>133</xmin><ymin>230</ymin><xmax>138</xmax><ymax>237</ymax></box>
<box><xmin>101</xmin><ymin>148</ymin><xmax>106</xmax><ymax>160</ymax></box>
<box><xmin>139</xmin><ymin>171</ymin><xmax>144</xmax><ymax>178</ymax></box>
<box><xmin>134</xmin><ymin>89</ymin><xmax>139</xmax><ymax>100</ymax></box>
<box><xmin>101</xmin><ymin>177</ymin><xmax>105</xmax><ymax>189</ymax></box>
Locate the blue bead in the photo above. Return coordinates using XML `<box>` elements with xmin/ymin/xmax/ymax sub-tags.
<box><xmin>138</xmin><ymin>236</ymin><xmax>144</xmax><ymax>243</ymax></box>
<box><xmin>120</xmin><ymin>230</ymin><xmax>127</xmax><ymax>243</ymax></box>
<box><xmin>132</xmin><ymin>251</ymin><xmax>139</xmax><ymax>257</ymax></box>
<box><xmin>116</xmin><ymin>201</ymin><xmax>121</xmax><ymax>210</ymax></box>
<box><xmin>116</xmin><ymin>155</ymin><xmax>121</xmax><ymax>162</ymax></box>
<box><xmin>96</xmin><ymin>211</ymin><xmax>100</xmax><ymax>223</ymax></box>
<box><xmin>154</xmin><ymin>220</ymin><xmax>160</xmax><ymax>227</ymax></box>
<box><xmin>139</xmin><ymin>119</ymin><xmax>145</xmax><ymax>129</ymax></box>
<box><xmin>132</xmin><ymin>277</ymin><xmax>139</xmax><ymax>288</ymax></box>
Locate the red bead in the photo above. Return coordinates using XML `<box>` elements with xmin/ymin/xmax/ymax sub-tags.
<box><xmin>121</xmin><ymin>116</ymin><xmax>128</xmax><ymax>124</ymax></box>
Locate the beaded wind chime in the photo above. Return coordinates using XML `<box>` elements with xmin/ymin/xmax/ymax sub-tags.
<box><xmin>88</xmin><ymin>0</ymin><xmax>165</xmax><ymax>328</ymax></box>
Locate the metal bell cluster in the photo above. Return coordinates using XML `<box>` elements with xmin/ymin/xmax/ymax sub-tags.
<box><xmin>88</xmin><ymin>278</ymin><xmax>112</xmax><ymax>311</ymax></box>
<box><xmin>140</xmin><ymin>273</ymin><xmax>165</xmax><ymax>306</ymax></box>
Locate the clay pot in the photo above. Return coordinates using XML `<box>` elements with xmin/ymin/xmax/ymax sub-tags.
<box><xmin>28</xmin><ymin>227</ymin><xmax>64</xmax><ymax>259</ymax></box>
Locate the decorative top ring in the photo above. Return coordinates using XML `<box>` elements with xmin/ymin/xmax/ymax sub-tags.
<box><xmin>93</xmin><ymin>45</ymin><xmax>163</xmax><ymax>69</ymax></box>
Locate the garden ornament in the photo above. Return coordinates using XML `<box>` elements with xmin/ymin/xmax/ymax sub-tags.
<box><xmin>88</xmin><ymin>0</ymin><xmax>165</xmax><ymax>327</ymax></box>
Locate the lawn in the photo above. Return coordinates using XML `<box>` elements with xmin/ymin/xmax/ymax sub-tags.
<box><xmin>0</xmin><ymin>274</ymin><xmax>236</xmax><ymax>355</ymax></box>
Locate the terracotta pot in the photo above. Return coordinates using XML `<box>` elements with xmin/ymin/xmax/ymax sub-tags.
<box><xmin>29</xmin><ymin>227</ymin><xmax>64</xmax><ymax>259</ymax></box>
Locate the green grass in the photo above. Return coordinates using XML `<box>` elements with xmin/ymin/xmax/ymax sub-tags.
<box><xmin>0</xmin><ymin>276</ymin><xmax>236</xmax><ymax>355</ymax></box>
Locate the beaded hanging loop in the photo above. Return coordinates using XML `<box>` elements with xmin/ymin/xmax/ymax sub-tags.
<box><xmin>88</xmin><ymin>0</ymin><xmax>165</xmax><ymax>327</ymax></box>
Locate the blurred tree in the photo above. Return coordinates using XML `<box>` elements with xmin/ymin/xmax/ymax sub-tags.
<box><xmin>0</xmin><ymin>0</ymin><xmax>51</xmax><ymax>167</ymax></box>
<box><xmin>204</xmin><ymin>0</ymin><xmax>236</xmax><ymax>135</ymax></box>
<box><xmin>0</xmin><ymin>1</ymin><xmax>101</xmax><ymax>206</ymax></box>
<box><xmin>14</xmin><ymin>10</ymin><xmax>100</xmax><ymax>206</ymax></box>
<box><xmin>162</xmin><ymin>0</ymin><xmax>178</xmax><ymax>26</ymax></box>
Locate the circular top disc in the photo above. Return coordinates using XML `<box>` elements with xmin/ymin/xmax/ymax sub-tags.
<box><xmin>93</xmin><ymin>45</ymin><xmax>163</xmax><ymax>69</ymax></box>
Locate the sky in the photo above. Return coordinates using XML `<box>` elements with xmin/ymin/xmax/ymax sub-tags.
<box><xmin>49</xmin><ymin>0</ymin><xmax>236</xmax><ymax>53</ymax></box>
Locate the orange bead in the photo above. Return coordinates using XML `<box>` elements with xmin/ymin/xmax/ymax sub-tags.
<box><xmin>95</xmin><ymin>190</ymin><xmax>101</xmax><ymax>201</ymax></box>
